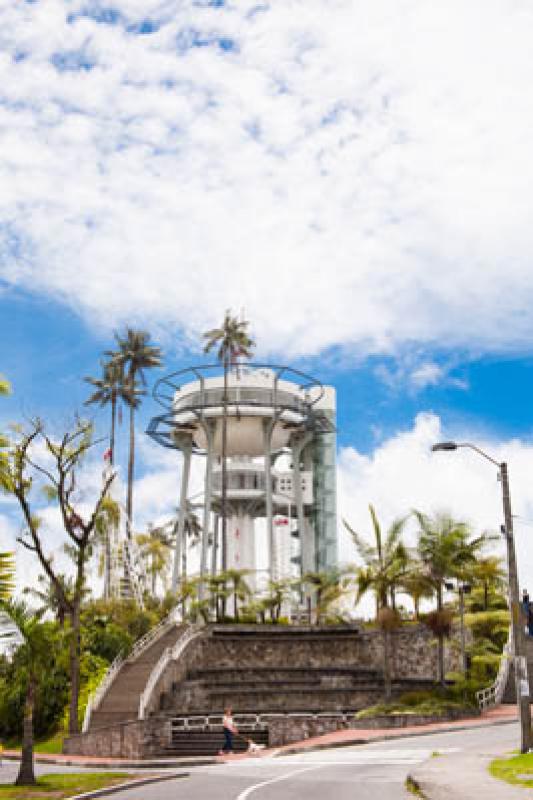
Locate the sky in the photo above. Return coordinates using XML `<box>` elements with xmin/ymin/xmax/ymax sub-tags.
<box><xmin>2</xmin><ymin>0</ymin><xmax>533</xmax><ymax>606</ymax></box>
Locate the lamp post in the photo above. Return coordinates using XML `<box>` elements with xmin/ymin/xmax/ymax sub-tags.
<box><xmin>432</xmin><ymin>441</ymin><xmax>531</xmax><ymax>752</ymax></box>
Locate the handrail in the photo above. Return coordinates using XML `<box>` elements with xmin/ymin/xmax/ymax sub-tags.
<box><xmin>127</xmin><ymin>607</ymin><xmax>179</xmax><ymax>663</ymax></box>
<box><xmin>138</xmin><ymin>624</ymin><xmax>205</xmax><ymax>720</ymax></box>
<box><xmin>476</xmin><ymin>630</ymin><xmax>513</xmax><ymax>711</ymax></box>
<box><xmin>83</xmin><ymin>606</ymin><xmax>181</xmax><ymax>732</ymax></box>
<box><xmin>82</xmin><ymin>651</ymin><xmax>124</xmax><ymax>732</ymax></box>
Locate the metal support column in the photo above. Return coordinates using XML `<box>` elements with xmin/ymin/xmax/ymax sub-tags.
<box><xmin>171</xmin><ymin>438</ymin><xmax>192</xmax><ymax>594</ymax></box>
<box><xmin>199</xmin><ymin>421</ymin><xmax>214</xmax><ymax>601</ymax></box>
<box><xmin>291</xmin><ymin>432</ymin><xmax>313</xmax><ymax>576</ymax></box>
<box><xmin>263</xmin><ymin>419</ymin><xmax>276</xmax><ymax>582</ymax></box>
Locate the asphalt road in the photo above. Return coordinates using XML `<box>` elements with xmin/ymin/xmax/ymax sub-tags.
<box><xmin>97</xmin><ymin>723</ymin><xmax>518</xmax><ymax>800</ymax></box>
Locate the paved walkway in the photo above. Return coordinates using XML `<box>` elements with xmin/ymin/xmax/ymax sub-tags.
<box><xmin>217</xmin><ymin>704</ymin><xmax>518</xmax><ymax>762</ymax></box>
<box><xmin>410</xmin><ymin>742</ymin><xmax>527</xmax><ymax>800</ymax></box>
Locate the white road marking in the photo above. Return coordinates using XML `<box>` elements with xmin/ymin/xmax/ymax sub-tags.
<box><xmin>235</xmin><ymin>766</ymin><xmax>323</xmax><ymax>800</ymax></box>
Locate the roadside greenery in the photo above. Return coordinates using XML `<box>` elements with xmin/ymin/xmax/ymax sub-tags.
<box><xmin>0</xmin><ymin>773</ymin><xmax>132</xmax><ymax>799</ymax></box>
<box><xmin>490</xmin><ymin>753</ymin><xmax>533</xmax><ymax>787</ymax></box>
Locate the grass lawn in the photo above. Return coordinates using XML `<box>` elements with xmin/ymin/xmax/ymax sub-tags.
<box><xmin>0</xmin><ymin>772</ymin><xmax>132</xmax><ymax>798</ymax></box>
<box><xmin>490</xmin><ymin>753</ymin><xmax>533</xmax><ymax>787</ymax></box>
<box><xmin>2</xmin><ymin>734</ymin><xmax>64</xmax><ymax>755</ymax></box>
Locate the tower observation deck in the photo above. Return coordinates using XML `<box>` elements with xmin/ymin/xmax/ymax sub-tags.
<box><xmin>147</xmin><ymin>364</ymin><xmax>337</xmax><ymax>596</ymax></box>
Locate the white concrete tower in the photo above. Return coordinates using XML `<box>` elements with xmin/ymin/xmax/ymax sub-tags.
<box><xmin>148</xmin><ymin>364</ymin><xmax>337</xmax><ymax>595</ymax></box>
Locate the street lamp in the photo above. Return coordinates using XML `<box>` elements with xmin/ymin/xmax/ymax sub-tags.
<box><xmin>432</xmin><ymin>440</ymin><xmax>532</xmax><ymax>753</ymax></box>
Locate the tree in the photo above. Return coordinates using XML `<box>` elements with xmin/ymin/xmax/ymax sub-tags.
<box><xmin>5</xmin><ymin>418</ymin><xmax>115</xmax><ymax>734</ymax></box>
<box><xmin>344</xmin><ymin>506</ymin><xmax>409</xmax><ymax>699</ymax></box>
<box><xmin>84</xmin><ymin>359</ymin><xmax>127</xmax><ymax>467</ymax></box>
<box><xmin>414</xmin><ymin>510</ymin><xmax>488</xmax><ymax>684</ymax></box>
<box><xmin>23</xmin><ymin>573</ymin><xmax>74</xmax><ymax>626</ymax></box>
<box><xmin>111</xmin><ymin>329</ymin><xmax>162</xmax><ymax>540</ymax></box>
<box><xmin>93</xmin><ymin>496</ymin><xmax>121</xmax><ymax>600</ymax></box>
<box><xmin>400</xmin><ymin>565</ymin><xmax>434</xmax><ymax>620</ymax></box>
<box><xmin>468</xmin><ymin>555</ymin><xmax>506</xmax><ymax>611</ymax></box>
<box><xmin>302</xmin><ymin>570</ymin><xmax>351</xmax><ymax>624</ymax></box>
<box><xmin>136</xmin><ymin>523</ymin><xmax>173</xmax><ymax>596</ymax></box>
<box><xmin>0</xmin><ymin>378</ymin><xmax>15</xmax><ymax>602</ymax></box>
<box><xmin>203</xmin><ymin>312</ymin><xmax>254</xmax><ymax>573</ymax></box>
<box><xmin>0</xmin><ymin>600</ymin><xmax>49</xmax><ymax>786</ymax></box>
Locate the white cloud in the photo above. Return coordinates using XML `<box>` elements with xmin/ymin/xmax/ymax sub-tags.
<box><xmin>409</xmin><ymin>362</ymin><xmax>443</xmax><ymax>389</ymax></box>
<box><xmin>337</xmin><ymin>413</ymin><xmax>533</xmax><ymax>600</ymax></box>
<box><xmin>1</xmin><ymin>1</ymin><xmax>533</xmax><ymax>357</ymax></box>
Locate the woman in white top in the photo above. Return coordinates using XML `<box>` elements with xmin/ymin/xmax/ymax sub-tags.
<box><xmin>221</xmin><ymin>707</ymin><xmax>237</xmax><ymax>754</ymax></box>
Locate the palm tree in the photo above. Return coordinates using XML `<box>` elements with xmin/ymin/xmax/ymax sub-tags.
<box><xmin>0</xmin><ymin>375</ymin><xmax>12</xmax><ymax>494</ymax></box>
<box><xmin>400</xmin><ymin>565</ymin><xmax>434</xmax><ymax>620</ymax></box>
<box><xmin>414</xmin><ymin>510</ymin><xmax>488</xmax><ymax>684</ymax></box>
<box><xmin>203</xmin><ymin>312</ymin><xmax>254</xmax><ymax>572</ymax></box>
<box><xmin>468</xmin><ymin>555</ymin><xmax>506</xmax><ymax>611</ymax></box>
<box><xmin>0</xmin><ymin>551</ymin><xmax>14</xmax><ymax>601</ymax></box>
<box><xmin>0</xmin><ymin>601</ymin><xmax>49</xmax><ymax>786</ymax></box>
<box><xmin>94</xmin><ymin>496</ymin><xmax>121</xmax><ymax>600</ymax></box>
<box><xmin>112</xmin><ymin>329</ymin><xmax>162</xmax><ymax>539</ymax></box>
<box><xmin>136</xmin><ymin>523</ymin><xmax>173</xmax><ymax>595</ymax></box>
<box><xmin>23</xmin><ymin>573</ymin><xmax>71</xmax><ymax>626</ymax></box>
<box><xmin>302</xmin><ymin>570</ymin><xmax>351</xmax><ymax>624</ymax></box>
<box><xmin>84</xmin><ymin>359</ymin><xmax>126</xmax><ymax>467</ymax></box>
<box><xmin>344</xmin><ymin>506</ymin><xmax>409</xmax><ymax>699</ymax></box>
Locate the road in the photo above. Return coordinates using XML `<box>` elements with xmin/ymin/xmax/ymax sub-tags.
<box><xmin>97</xmin><ymin>722</ymin><xmax>518</xmax><ymax>800</ymax></box>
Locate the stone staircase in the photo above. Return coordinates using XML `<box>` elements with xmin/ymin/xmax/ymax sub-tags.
<box><xmin>89</xmin><ymin>624</ymin><xmax>184</xmax><ymax>730</ymax></box>
<box><xmin>75</xmin><ymin>622</ymin><xmax>449</xmax><ymax>757</ymax></box>
<box><xmin>167</xmin><ymin>664</ymin><xmax>433</xmax><ymax>713</ymax></box>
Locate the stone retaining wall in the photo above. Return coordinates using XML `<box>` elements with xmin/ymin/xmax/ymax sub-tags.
<box><xmin>63</xmin><ymin>716</ymin><xmax>170</xmax><ymax>759</ymax></box>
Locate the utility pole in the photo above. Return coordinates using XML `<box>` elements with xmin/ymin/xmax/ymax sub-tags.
<box><xmin>501</xmin><ymin>462</ymin><xmax>532</xmax><ymax>753</ymax></box>
<box><xmin>432</xmin><ymin>442</ymin><xmax>532</xmax><ymax>753</ymax></box>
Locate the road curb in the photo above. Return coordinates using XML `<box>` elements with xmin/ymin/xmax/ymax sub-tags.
<box><xmin>68</xmin><ymin>772</ymin><xmax>188</xmax><ymax>799</ymax></box>
<box><xmin>1</xmin><ymin>753</ymin><xmax>217</xmax><ymax>769</ymax></box>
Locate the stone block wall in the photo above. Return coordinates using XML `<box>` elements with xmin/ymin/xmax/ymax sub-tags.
<box><xmin>63</xmin><ymin>716</ymin><xmax>170</xmax><ymax>759</ymax></box>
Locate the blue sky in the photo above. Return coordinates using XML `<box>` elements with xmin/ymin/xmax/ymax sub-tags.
<box><xmin>3</xmin><ymin>0</ymin><xmax>533</xmax><ymax>593</ymax></box>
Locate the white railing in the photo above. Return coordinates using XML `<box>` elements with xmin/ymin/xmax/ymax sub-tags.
<box><xmin>138</xmin><ymin>624</ymin><xmax>204</xmax><ymax>720</ymax></box>
<box><xmin>476</xmin><ymin>630</ymin><xmax>513</xmax><ymax>711</ymax></box>
<box><xmin>82</xmin><ymin>606</ymin><xmax>181</xmax><ymax>732</ymax></box>
<box><xmin>127</xmin><ymin>607</ymin><xmax>180</xmax><ymax>663</ymax></box>
<box><xmin>82</xmin><ymin>651</ymin><xmax>125</xmax><ymax>732</ymax></box>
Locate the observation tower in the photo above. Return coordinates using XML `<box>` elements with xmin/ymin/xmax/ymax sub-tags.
<box><xmin>147</xmin><ymin>364</ymin><xmax>337</xmax><ymax>596</ymax></box>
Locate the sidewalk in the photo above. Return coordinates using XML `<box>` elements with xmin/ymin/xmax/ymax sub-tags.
<box><xmin>409</xmin><ymin>744</ymin><xmax>527</xmax><ymax>800</ymax></box>
<box><xmin>217</xmin><ymin>704</ymin><xmax>518</xmax><ymax>761</ymax></box>
<box><xmin>0</xmin><ymin>705</ymin><xmax>517</xmax><ymax>769</ymax></box>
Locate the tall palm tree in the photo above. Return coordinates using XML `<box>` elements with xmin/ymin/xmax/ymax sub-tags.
<box><xmin>136</xmin><ymin>523</ymin><xmax>173</xmax><ymax>595</ymax></box>
<box><xmin>0</xmin><ymin>601</ymin><xmax>49</xmax><ymax>786</ymax></box>
<box><xmin>84</xmin><ymin>359</ymin><xmax>126</xmax><ymax>467</ymax></box>
<box><xmin>344</xmin><ymin>506</ymin><xmax>409</xmax><ymax>699</ymax></box>
<box><xmin>414</xmin><ymin>510</ymin><xmax>488</xmax><ymax>684</ymax></box>
<box><xmin>112</xmin><ymin>329</ymin><xmax>162</xmax><ymax>539</ymax></box>
<box><xmin>94</xmin><ymin>496</ymin><xmax>121</xmax><ymax>600</ymax></box>
<box><xmin>203</xmin><ymin>312</ymin><xmax>254</xmax><ymax>571</ymax></box>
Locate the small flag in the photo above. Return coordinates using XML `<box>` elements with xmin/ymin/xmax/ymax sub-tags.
<box><xmin>103</xmin><ymin>448</ymin><xmax>112</xmax><ymax>462</ymax></box>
